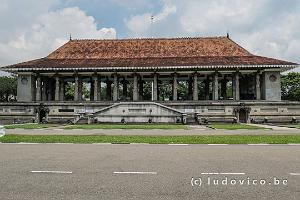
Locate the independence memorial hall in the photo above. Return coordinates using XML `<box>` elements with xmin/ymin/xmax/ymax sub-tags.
<box><xmin>1</xmin><ymin>36</ymin><xmax>300</xmax><ymax>124</ymax></box>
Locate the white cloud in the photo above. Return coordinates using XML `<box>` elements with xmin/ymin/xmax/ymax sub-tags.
<box><xmin>125</xmin><ymin>0</ymin><xmax>300</xmax><ymax>71</ymax></box>
<box><xmin>0</xmin><ymin>4</ymin><xmax>116</xmax><ymax>69</ymax></box>
<box><xmin>125</xmin><ymin>0</ymin><xmax>177</xmax><ymax>37</ymax></box>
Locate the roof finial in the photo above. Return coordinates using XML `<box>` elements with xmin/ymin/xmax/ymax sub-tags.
<box><xmin>69</xmin><ymin>33</ymin><xmax>72</xmax><ymax>41</ymax></box>
<box><xmin>226</xmin><ymin>31</ymin><xmax>230</xmax><ymax>38</ymax></box>
<box><xmin>150</xmin><ymin>15</ymin><xmax>154</xmax><ymax>38</ymax></box>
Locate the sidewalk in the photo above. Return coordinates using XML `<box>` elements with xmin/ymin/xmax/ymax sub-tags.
<box><xmin>5</xmin><ymin>125</ymin><xmax>300</xmax><ymax>136</ymax></box>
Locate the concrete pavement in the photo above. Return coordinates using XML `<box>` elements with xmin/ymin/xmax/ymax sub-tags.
<box><xmin>5</xmin><ymin>125</ymin><xmax>300</xmax><ymax>135</ymax></box>
<box><xmin>0</xmin><ymin>144</ymin><xmax>299</xmax><ymax>199</ymax></box>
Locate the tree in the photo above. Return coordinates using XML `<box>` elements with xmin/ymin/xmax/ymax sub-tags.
<box><xmin>281</xmin><ymin>72</ymin><xmax>300</xmax><ymax>101</ymax></box>
<box><xmin>0</xmin><ymin>76</ymin><xmax>17</xmax><ymax>102</ymax></box>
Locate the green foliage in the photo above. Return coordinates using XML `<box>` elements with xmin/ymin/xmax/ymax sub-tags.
<box><xmin>281</xmin><ymin>72</ymin><xmax>300</xmax><ymax>101</ymax></box>
<box><xmin>0</xmin><ymin>76</ymin><xmax>17</xmax><ymax>102</ymax></box>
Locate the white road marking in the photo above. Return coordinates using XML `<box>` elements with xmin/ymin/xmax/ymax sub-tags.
<box><xmin>207</xmin><ymin>144</ymin><xmax>228</xmax><ymax>146</ymax></box>
<box><xmin>248</xmin><ymin>144</ymin><xmax>269</xmax><ymax>145</ymax></box>
<box><xmin>290</xmin><ymin>173</ymin><xmax>300</xmax><ymax>176</ymax></box>
<box><xmin>168</xmin><ymin>144</ymin><xmax>189</xmax><ymax>146</ymax></box>
<box><xmin>30</xmin><ymin>170</ymin><xmax>72</xmax><ymax>174</ymax></box>
<box><xmin>201</xmin><ymin>172</ymin><xmax>245</xmax><ymax>175</ymax></box>
<box><xmin>288</xmin><ymin>144</ymin><xmax>300</xmax><ymax>145</ymax></box>
<box><xmin>113</xmin><ymin>171</ymin><xmax>157</xmax><ymax>175</ymax></box>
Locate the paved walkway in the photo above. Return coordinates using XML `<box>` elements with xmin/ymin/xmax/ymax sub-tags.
<box><xmin>5</xmin><ymin>125</ymin><xmax>300</xmax><ymax>135</ymax></box>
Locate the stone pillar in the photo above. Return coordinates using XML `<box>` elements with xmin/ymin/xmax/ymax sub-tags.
<box><xmin>74</xmin><ymin>76</ymin><xmax>83</xmax><ymax>101</ymax></box>
<box><xmin>205</xmin><ymin>76</ymin><xmax>210</xmax><ymax>100</ymax></box>
<box><xmin>221</xmin><ymin>76</ymin><xmax>227</xmax><ymax>100</ymax></box>
<box><xmin>90</xmin><ymin>78</ymin><xmax>94</xmax><ymax>101</ymax></box>
<box><xmin>139</xmin><ymin>79</ymin><xmax>144</xmax><ymax>101</ymax></box>
<box><xmin>36</xmin><ymin>76</ymin><xmax>42</xmax><ymax>101</ymax></box>
<box><xmin>74</xmin><ymin>76</ymin><xmax>79</xmax><ymax>101</ymax></box>
<box><xmin>106</xmin><ymin>80</ymin><xmax>112</xmax><ymax>101</ymax></box>
<box><xmin>256</xmin><ymin>73</ymin><xmax>261</xmax><ymax>100</ymax></box>
<box><xmin>59</xmin><ymin>79</ymin><xmax>65</xmax><ymax>101</ymax></box>
<box><xmin>153</xmin><ymin>73</ymin><xmax>158</xmax><ymax>101</ymax></box>
<box><xmin>133</xmin><ymin>74</ymin><xmax>138</xmax><ymax>101</ymax></box>
<box><xmin>193</xmin><ymin>73</ymin><xmax>198</xmax><ymax>101</ymax></box>
<box><xmin>78</xmin><ymin>77</ymin><xmax>83</xmax><ymax>101</ymax></box>
<box><xmin>188</xmin><ymin>77</ymin><xmax>193</xmax><ymax>100</ymax></box>
<box><xmin>93</xmin><ymin>76</ymin><xmax>100</xmax><ymax>101</ymax></box>
<box><xmin>173</xmin><ymin>73</ymin><xmax>178</xmax><ymax>101</ymax></box>
<box><xmin>213</xmin><ymin>73</ymin><xmax>219</xmax><ymax>101</ymax></box>
<box><xmin>113</xmin><ymin>73</ymin><xmax>118</xmax><ymax>101</ymax></box>
<box><xmin>122</xmin><ymin>80</ymin><xmax>128</xmax><ymax>100</ymax></box>
<box><xmin>47</xmin><ymin>79</ymin><xmax>53</xmax><ymax>101</ymax></box>
<box><xmin>42</xmin><ymin>78</ymin><xmax>47</xmax><ymax>101</ymax></box>
<box><xmin>55</xmin><ymin>76</ymin><xmax>60</xmax><ymax>101</ymax></box>
<box><xmin>233</xmin><ymin>73</ymin><xmax>240</xmax><ymax>101</ymax></box>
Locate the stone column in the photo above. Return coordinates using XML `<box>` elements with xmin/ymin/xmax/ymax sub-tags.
<box><xmin>256</xmin><ymin>73</ymin><xmax>261</xmax><ymax>100</ymax></box>
<box><xmin>93</xmin><ymin>76</ymin><xmax>100</xmax><ymax>101</ymax></box>
<box><xmin>74</xmin><ymin>76</ymin><xmax>79</xmax><ymax>101</ymax></box>
<box><xmin>55</xmin><ymin>76</ymin><xmax>60</xmax><ymax>101</ymax></box>
<box><xmin>153</xmin><ymin>73</ymin><xmax>158</xmax><ymax>101</ymax></box>
<box><xmin>42</xmin><ymin>78</ymin><xmax>47</xmax><ymax>101</ymax></box>
<box><xmin>221</xmin><ymin>76</ymin><xmax>227</xmax><ymax>100</ymax></box>
<box><xmin>106</xmin><ymin>80</ymin><xmax>112</xmax><ymax>101</ymax></box>
<box><xmin>47</xmin><ymin>79</ymin><xmax>53</xmax><ymax>101</ymax></box>
<box><xmin>74</xmin><ymin>76</ymin><xmax>83</xmax><ymax>101</ymax></box>
<box><xmin>36</xmin><ymin>76</ymin><xmax>42</xmax><ymax>101</ymax></box>
<box><xmin>113</xmin><ymin>73</ymin><xmax>118</xmax><ymax>101</ymax></box>
<box><xmin>205</xmin><ymin>76</ymin><xmax>210</xmax><ymax>100</ymax></box>
<box><xmin>173</xmin><ymin>73</ymin><xmax>178</xmax><ymax>101</ymax></box>
<box><xmin>188</xmin><ymin>77</ymin><xmax>193</xmax><ymax>100</ymax></box>
<box><xmin>122</xmin><ymin>80</ymin><xmax>128</xmax><ymax>100</ymax></box>
<box><xmin>78</xmin><ymin>77</ymin><xmax>83</xmax><ymax>101</ymax></box>
<box><xmin>90</xmin><ymin>78</ymin><xmax>94</xmax><ymax>101</ymax></box>
<box><xmin>233</xmin><ymin>73</ymin><xmax>240</xmax><ymax>101</ymax></box>
<box><xmin>213</xmin><ymin>73</ymin><xmax>219</xmax><ymax>100</ymax></box>
<box><xmin>193</xmin><ymin>73</ymin><xmax>198</xmax><ymax>101</ymax></box>
<box><xmin>139</xmin><ymin>79</ymin><xmax>144</xmax><ymax>101</ymax></box>
<box><xmin>59</xmin><ymin>79</ymin><xmax>65</xmax><ymax>101</ymax></box>
<box><xmin>133</xmin><ymin>74</ymin><xmax>138</xmax><ymax>101</ymax></box>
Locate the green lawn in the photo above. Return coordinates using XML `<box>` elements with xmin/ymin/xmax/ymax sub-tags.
<box><xmin>208</xmin><ymin>123</ymin><xmax>267</xmax><ymax>130</ymax></box>
<box><xmin>4</xmin><ymin>124</ymin><xmax>59</xmax><ymax>129</ymax></box>
<box><xmin>1</xmin><ymin>135</ymin><xmax>299</xmax><ymax>144</ymax></box>
<box><xmin>64</xmin><ymin>124</ymin><xmax>189</xmax><ymax>130</ymax></box>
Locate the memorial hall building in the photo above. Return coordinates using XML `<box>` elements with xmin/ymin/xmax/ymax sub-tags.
<box><xmin>1</xmin><ymin>36</ymin><xmax>300</xmax><ymax>124</ymax></box>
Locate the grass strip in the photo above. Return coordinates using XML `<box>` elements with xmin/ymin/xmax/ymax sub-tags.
<box><xmin>64</xmin><ymin>124</ymin><xmax>189</xmax><ymax>130</ymax></box>
<box><xmin>1</xmin><ymin>135</ymin><xmax>300</xmax><ymax>144</ymax></box>
<box><xmin>4</xmin><ymin>124</ymin><xmax>60</xmax><ymax>129</ymax></box>
<box><xmin>208</xmin><ymin>124</ymin><xmax>268</xmax><ymax>130</ymax></box>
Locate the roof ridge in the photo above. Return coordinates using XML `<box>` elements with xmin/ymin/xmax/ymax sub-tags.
<box><xmin>70</xmin><ymin>36</ymin><xmax>228</xmax><ymax>42</ymax></box>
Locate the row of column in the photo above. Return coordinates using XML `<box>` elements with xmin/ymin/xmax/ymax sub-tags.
<box><xmin>35</xmin><ymin>72</ymin><xmax>261</xmax><ymax>102</ymax></box>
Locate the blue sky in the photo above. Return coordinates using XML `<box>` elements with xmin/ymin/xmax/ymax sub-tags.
<box><xmin>0</xmin><ymin>0</ymin><xmax>299</xmax><ymax>72</ymax></box>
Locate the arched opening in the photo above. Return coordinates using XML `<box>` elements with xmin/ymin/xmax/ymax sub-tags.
<box><xmin>239</xmin><ymin>109</ymin><xmax>247</xmax><ymax>123</ymax></box>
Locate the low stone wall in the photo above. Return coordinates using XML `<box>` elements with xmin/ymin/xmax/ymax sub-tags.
<box><xmin>1</xmin><ymin>101</ymin><xmax>300</xmax><ymax>124</ymax></box>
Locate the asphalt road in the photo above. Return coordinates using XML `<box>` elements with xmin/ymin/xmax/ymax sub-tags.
<box><xmin>0</xmin><ymin>144</ymin><xmax>299</xmax><ymax>200</ymax></box>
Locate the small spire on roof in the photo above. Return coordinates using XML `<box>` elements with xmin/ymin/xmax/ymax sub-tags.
<box><xmin>69</xmin><ymin>33</ymin><xmax>72</xmax><ymax>41</ymax></box>
<box><xmin>226</xmin><ymin>31</ymin><xmax>230</xmax><ymax>38</ymax></box>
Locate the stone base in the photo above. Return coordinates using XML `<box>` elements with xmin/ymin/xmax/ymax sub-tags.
<box><xmin>1</xmin><ymin>101</ymin><xmax>300</xmax><ymax>124</ymax></box>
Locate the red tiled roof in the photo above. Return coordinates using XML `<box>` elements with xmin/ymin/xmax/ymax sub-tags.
<box><xmin>2</xmin><ymin>37</ymin><xmax>298</xmax><ymax>71</ymax></box>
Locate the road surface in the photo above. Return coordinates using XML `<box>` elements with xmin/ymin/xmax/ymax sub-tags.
<box><xmin>0</xmin><ymin>144</ymin><xmax>299</xmax><ymax>199</ymax></box>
